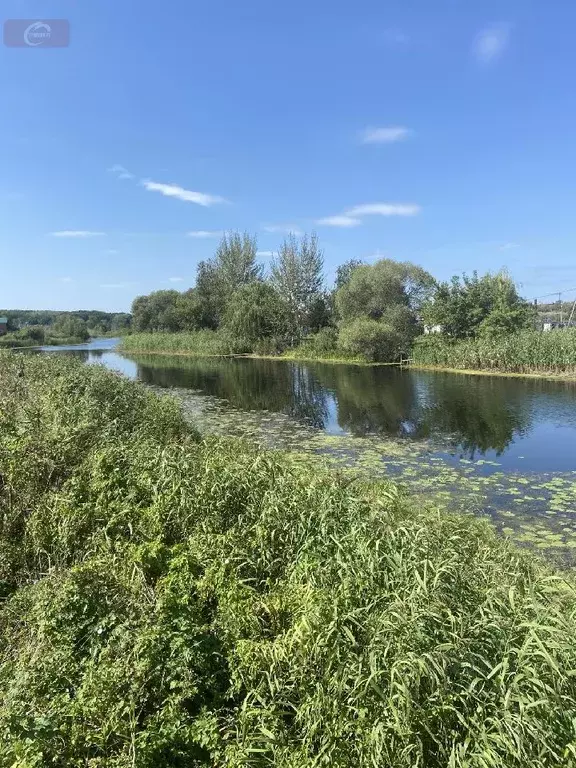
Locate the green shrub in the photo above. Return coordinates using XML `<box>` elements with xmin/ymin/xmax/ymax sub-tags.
<box><xmin>2</xmin><ymin>354</ymin><xmax>576</xmax><ymax>766</ymax></box>
<box><xmin>338</xmin><ymin>318</ymin><xmax>402</xmax><ymax>362</ymax></box>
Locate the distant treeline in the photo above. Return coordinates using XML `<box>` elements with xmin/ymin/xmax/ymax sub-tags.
<box><xmin>1</xmin><ymin>310</ymin><xmax>132</xmax><ymax>334</ymax></box>
<box><xmin>127</xmin><ymin>231</ymin><xmax>537</xmax><ymax>363</ymax></box>
<box><xmin>0</xmin><ymin>310</ymin><xmax>132</xmax><ymax>348</ymax></box>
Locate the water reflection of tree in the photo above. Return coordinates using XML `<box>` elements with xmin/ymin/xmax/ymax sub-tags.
<box><xmin>127</xmin><ymin>354</ymin><xmax>535</xmax><ymax>457</ymax></box>
<box><xmin>419</xmin><ymin>374</ymin><xmax>532</xmax><ymax>458</ymax></box>
<box><xmin>314</xmin><ymin>365</ymin><xmax>426</xmax><ymax>438</ymax></box>
<box><xmin>130</xmin><ymin>355</ymin><xmax>329</xmax><ymax>428</ymax></box>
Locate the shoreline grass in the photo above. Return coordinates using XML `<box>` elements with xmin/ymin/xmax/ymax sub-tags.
<box><xmin>410</xmin><ymin>362</ymin><xmax>576</xmax><ymax>383</ymax></box>
<box><xmin>413</xmin><ymin>328</ymin><xmax>576</xmax><ymax>376</ymax></box>
<box><xmin>3</xmin><ymin>353</ymin><xmax>576</xmax><ymax>765</ymax></box>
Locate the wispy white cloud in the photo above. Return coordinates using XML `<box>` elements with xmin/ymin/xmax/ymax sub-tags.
<box><xmin>142</xmin><ymin>180</ymin><xmax>226</xmax><ymax>207</ymax></box>
<box><xmin>500</xmin><ymin>242</ymin><xmax>520</xmax><ymax>251</ymax></box>
<box><xmin>103</xmin><ymin>249</ymin><xmax>119</xmax><ymax>255</ymax></box>
<box><xmin>316</xmin><ymin>215</ymin><xmax>362</xmax><ymax>228</ymax></box>
<box><xmin>59</xmin><ymin>276</ymin><xmax>74</xmax><ymax>283</ymax></box>
<box><xmin>473</xmin><ymin>24</ymin><xmax>511</xmax><ymax>64</ymax></box>
<box><xmin>168</xmin><ymin>276</ymin><xmax>184</xmax><ymax>283</ymax></box>
<box><xmin>346</xmin><ymin>203</ymin><xmax>420</xmax><ymax>217</ymax></box>
<box><xmin>50</xmin><ymin>230</ymin><xmax>106</xmax><ymax>238</ymax></box>
<box><xmin>256</xmin><ymin>250</ymin><xmax>275</xmax><ymax>257</ymax></box>
<box><xmin>108</xmin><ymin>164</ymin><xmax>134</xmax><ymax>180</ymax></box>
<box><xmin>186</xmin><ymin>230</ymin><xmax>223</xmax><ymax>238</ymax></box>
<box><xmin>360</xmin><ymin>126</ymin><xmax>411</xmax><ymax>144</ymax></box>
<box><xmin>100</xmin><ymin>283</ymin><xmax>128</xmax><ymax>289</ymax></box>
<box><xmin>263</xmin><ymin>224</ymin><xmax>303</xmax><ymax>236</ymax></box>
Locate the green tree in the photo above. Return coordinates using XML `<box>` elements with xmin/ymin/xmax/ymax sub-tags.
<box><xmin>131</xmin><ymin>291</ymin><xmax>182</xmax><ymax>332</ymax></box>
<box><xmin>422</xmin><ymin>270</ymin><xmax>535</xmax><ymax>339</ymax></box>
<box><xmin>195</xmin><ymin>232</ymin><xmax>262</xmax><ymax>328</ymax></box>
<box><xmin>335</xmin><ymin>259</ymin><xmax>364</xmax><ymax>290</ymax></box>
<box><xmin>336</xmin><ymin>259</ymin><xmax>435</xmax><ymax>324</ymax></box>
<box><xmin>270</xmin><ymin>233</ymin><xmax>324</xmax><ymax>339</ymax></box>
<box><xmin>52</xmin><ymin>315</ymin><xmax>89</xmax><ymax>341</ymax></box>
<box><xmin>223</xmin><ymin>282</ymin><xmax>288</xmax><ymax>343</ymax></box>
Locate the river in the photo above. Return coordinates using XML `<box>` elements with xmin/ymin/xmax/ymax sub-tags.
<box><xmin>39</xmin><ymin>337</ymin><xmax>576</xmax><ymax>563</ymax></box>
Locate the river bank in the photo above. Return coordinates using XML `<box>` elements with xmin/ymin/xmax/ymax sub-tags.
<box><xmin>410</xmin><ymin>363</ymin><xmax>576</xmax><ymax>383</ymax></box>
<box><xmin>2</xmin><ymin>352</ymin><xmax>576</xmax><ymax>766</ymax></box>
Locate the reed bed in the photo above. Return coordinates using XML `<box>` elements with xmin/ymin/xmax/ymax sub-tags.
<box><xmin>413</xmin><ymin>328</ymin><xmax>576</xmax><ymax>374</ymax></box>
<box><xmin>2</xmin><ymin>353</ymin><xmax>576</xmax><ymax>766</ymax></box>
<box><xmin>121</xmin><ymin>330</ymin><xmax>251</xmax><ymax>356</ymax></box>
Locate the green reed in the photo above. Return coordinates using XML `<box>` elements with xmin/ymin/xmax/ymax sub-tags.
<box><xmin>2</xmin><ymin>353</ymin><xmax>576</xmax><ymax>766</ymax></box>
<box><xmin>413</xmin><ymin>328</ymin><xmax>576</xmax><ymax>374</ymax></box>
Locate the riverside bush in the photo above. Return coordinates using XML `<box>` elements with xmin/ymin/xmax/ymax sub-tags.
<box><xmin>2</xmin><ymin>354</ymin><xmax>576</xmax><ymax>766</ymax></box>
<box><xmin>413</xmin><ymin>329</ymin><xmax>576</xmax><ymax>374</ymax></box>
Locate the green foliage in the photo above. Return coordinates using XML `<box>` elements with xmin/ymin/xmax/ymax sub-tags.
<box><xmin>270</xmin><ymin>233</ymin><xmax>324</xmax><ymax>338</ymax></box>
<box><xmin>334</xmin><ymin>260</ymin><xmax>434</xmax><ymax>361</ymax></box>
<box><xmin>52</xmin><ymin>314</ymin><xmax>90</xmax><ymax>342</ymax></box>
<box><xmin>2</xmin><ymin>356</ymin><xmax>576</xmax><ymax>765</ymax></box>
<box><xmin>223</xmin><ymin>282</ymin><xmax>288</xmax><ymax>343</ymax></box>
<box><xmin>338</xmin><ymin>318</ymin><xmax>402</xmax><ymax>362</ymax></box>
<box><xmin>0</xmin><ymin>309</ymin><xmax>131</xmax><ymax>337</ymax></box>
<box><xmin>335</xmin><ymin>258</ymin><xmax>365</xmax><ymax>290</ymax></box>
<box><xmin>412</xmin><ymin>328</ymin><xmax>576</xmax><ymax>373</ymax></box>
<box><xmin>195</xmin><ymin>232</ymin><xmax>262</xmax><ymax>328</ymax></box>
<box><xmin>336</xmin><ymin>259</ymin><xmax>435</xmax><ymax>324</ymax></box>
<box><xmin>121</xmin><ymin>330</ymin><xmax>252</xmax><ymax>356</ymax></box>
<box><xmin>422</xmin><ymin>271</ymin><xmax>535</xmax><ymax>339</ymax></box>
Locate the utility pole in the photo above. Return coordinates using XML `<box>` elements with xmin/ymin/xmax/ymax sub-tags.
<box><xmin>559</xmin><ymin>292</ymin><xmax>563</xmax><ymax>324</ymax></box>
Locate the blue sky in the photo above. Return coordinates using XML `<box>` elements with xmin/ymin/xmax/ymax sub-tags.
<box><xmin>2</xmin><ymin>0</ymin><xmax>576</xmax><ymax>312</ymax></box>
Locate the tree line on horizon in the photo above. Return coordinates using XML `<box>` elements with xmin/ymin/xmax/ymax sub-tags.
<box><xmin>130</xmin><ymin>232</ymin><xmax>537</xmax><ymax>362</ymax></box>
<box><xmin>0</xmin><ymin>310</ymin><xmax>132</xmax><ymax>347</ymax></box>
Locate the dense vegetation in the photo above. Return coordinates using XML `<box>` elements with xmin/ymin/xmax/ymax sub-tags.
<box><xmin>2</xmin><ymin>354</ymin><xmax>576</xmax><ymax>766</ymax></box>
<box><xmin>127</xmin><ymin>233</ymin><xmax>550</xmax><ymax>366</ymax></box>
<box><xmin>1</xmin><ymin>308</ymin><xmax>132</xmax><ymax>335</ymax></box>
<box><xmin>128</xmin><ymin>232</ymin><xmax>436</xmax><ymax>362</ymax></box>
<box><xmin>420</xmin><ymin>271</ymin><xmax>536</xmax><ymax>339</ymax></box>
<box><xmin>413</xmin><ymin>327</ymin><xmax>576</xmax><ymax>374</ymax></box>
<box><xmin>0</xmin><ymin>310</ymin><xmax>132</xmax><ymax>348</ymax></box>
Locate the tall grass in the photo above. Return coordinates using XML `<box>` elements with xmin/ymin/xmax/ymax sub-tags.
<box><xmin>2</xmin><ymin>353</ymin><xmax>576</xmax><ymax>766</ymax></box>
<box><xmin>413</xmin><ymin>328</ymin><xmax>576</xmax><ymax>374</ymax></box>
<box><xmin>121</xmin><ymin>330</ymin><xmax>252</xmax><ymax>356</ymax></box>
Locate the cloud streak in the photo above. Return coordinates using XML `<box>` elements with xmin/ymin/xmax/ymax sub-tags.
<box><xmin>50</xmin><ymin>231</ymin><xmax>106</xmax><ymax>238</ymax></box>
<box><xmin>346</xmin><ymin>203</ymin><xmax>420</xmax><ymax>217</ymax></box>
<box><xmin>473</xmin><ymin>24</ymin><xmax>511</xmax><ymax>64</ymax></box>
<box><xmin>360</xmin><ymin>126</ymin><xmax>411</xmax><ymax>144</ymax></box>
<box><xmin>108</xmin><ymin>164</ymin><xmax>134</xmax><ymax>180</ymax></box>
<box><xmin>316</xmin><ymin>215</ymin><xmax>362</xmax><ymax>228</ymax></box>
<box><xmin>317</xmin><ymin>202</ymin><xmax>421</xmax><ymax>228</ymax></box>
<box><xmin>142</xmin><ymin>180</ymin><xmax>226</xmax><ymax>207</ymax></box>
<box><xmin>186</xmin><ymin>230</ymin><xmax>223</xmax><ymax>238</ymax></box>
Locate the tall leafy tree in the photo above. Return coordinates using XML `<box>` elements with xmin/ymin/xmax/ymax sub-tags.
<box><xmin>336</xmin><ymin>259</ymin><xmax>435</xmax><ymax>324</ymax></box>
<box><xmin>335</xmin><ymin>259</ymin><xmax>365</xmax><ymax>290</ymax></box>
<box><xmin>223</xmin><ymin>282</ymin><xmax>288</xmax><ymax>342</ymax></box>
<box><xmin>270</xmin><ymin>232</ymin><xmax>324</xmax><ymax>339</ymax></box>
<box><xmin>196</xmin><ymin>232</ymin><xmax>262</xmax><ymax>327</ymax></box>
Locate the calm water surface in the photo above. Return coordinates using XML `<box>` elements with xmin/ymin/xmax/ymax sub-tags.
<box><xmin>43</xmin><ymin>338</ymin><xmax>576</xmax><ymax>562</ymax></box>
